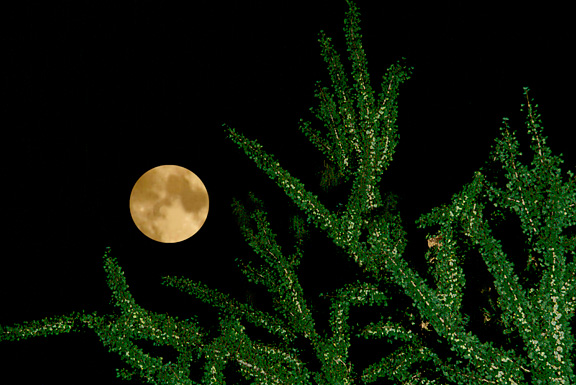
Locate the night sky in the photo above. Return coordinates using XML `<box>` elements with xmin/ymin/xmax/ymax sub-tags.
<box><xmin>1</xmin><ymin>1</ymin><xmax>574</xmax><ymax>383</ymax></box>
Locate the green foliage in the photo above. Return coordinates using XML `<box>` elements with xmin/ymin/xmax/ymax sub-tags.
<box><xmin>289</xmin><ymin>211</ymin><xmax>311</xmax><ymax>246</ymax></box>
<box><xmin>318</xmin><ymin>159</ymin><xmax>346</xmax><ymax>191</ymax></box>
<box><xmin>414</xmin><ymin>88</ymin><xmax>576</xmax><ymax>383</ymax></box>
<box><xmin>2</xmin><ymin>1</ymin><xmax>575</xmax><ymax>384</ymax></box>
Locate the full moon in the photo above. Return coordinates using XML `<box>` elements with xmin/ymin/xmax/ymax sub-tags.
<box><xmin>129</xmin><ymin>165</ymin><xmax>209</xmax><ymax>243</ymax></box>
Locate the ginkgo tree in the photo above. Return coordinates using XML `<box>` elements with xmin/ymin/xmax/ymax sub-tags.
<box><xmin>1</xmin><ymin>0</ymin><xmax>575</xmax><ymax>383</ymax></box>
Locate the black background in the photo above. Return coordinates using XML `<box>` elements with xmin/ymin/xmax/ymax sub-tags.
<box><xmin>1</xmin><ymin>1</ymin><xmax>574</xmax><ymax>383</ymax></box>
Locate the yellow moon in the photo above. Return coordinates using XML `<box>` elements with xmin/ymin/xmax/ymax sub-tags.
<box><xmin>129</xmin><ymin>165</ymin><xmax>209</xmax><ymax>243</ymax></box>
